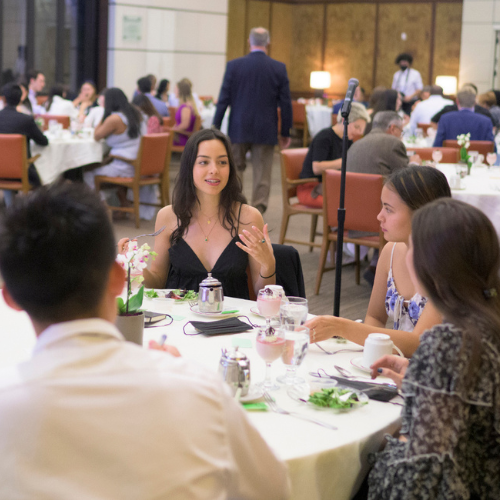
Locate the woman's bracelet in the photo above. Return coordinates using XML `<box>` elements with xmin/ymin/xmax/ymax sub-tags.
<box><xmin>260</xmin><ymin>270</ymin><xmax>276</xmax><ymax>279</ymax></box>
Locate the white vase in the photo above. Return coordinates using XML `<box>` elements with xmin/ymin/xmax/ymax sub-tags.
<box><xmin>115</xmin><ymin>312</ymin><xmax>144</xmax><ymax>345</ymax></box>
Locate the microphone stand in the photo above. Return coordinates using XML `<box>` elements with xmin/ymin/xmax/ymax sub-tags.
<box><xmin>333</xmin><ymin>106</ymin><xmax>352</xmax><ymax>317</ymax></box>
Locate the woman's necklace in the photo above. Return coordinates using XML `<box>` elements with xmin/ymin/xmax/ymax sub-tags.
<box><xmin>200</xmin><ymin>209</ymin><xmax>218</xmax><ymax>225</ymax></box>
<box><xmin>197</xmin><ymin>217</ymin><xmax>218</xmax><ymax>242</ymax></box>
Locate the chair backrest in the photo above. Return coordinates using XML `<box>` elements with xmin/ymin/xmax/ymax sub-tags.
<box><xmin>292</xmin><ymin>101</ymin><xmax>306</xmax><ymax>126</ymax></box>
<box><xmin>323</xmin><ymin>170</ymin><xmax>383</xmax><ymax>233</ymax></box>
<box><xmin>0</xmin><ymin>134</ymin><xmax>28</xmax><ymax>180</ymax></box>
<box><xmin>272</xmin><ymin>243</ymin><xmax>306</xmax><ymax>298</ymax></box>
<box><xmin>280</xmin><ymin>148</ymin><xmax>308</xmax><ymax>200</ymax></box>
<box><xmin>36</xmin><ymin>114</ymin><xmax>71</xmax><ymax>130</ymax></box>
<box><xmin>408</xmin><ymin>147</ymin><xmax>459</xmax><ymax>163</ymax></box>
<box><xmin>138</xmin><ymin>133</ymin><xmax>172</xmax><ymax>177</ymax></box>
<box><xmin>193</xmin><ymin>114</ymin><xmax>202</xmax><ymax>132</ymax></box>
<box><xmin>443</xmin><ymin>139</ymin><xmax>495</xmax><ymax>156</ymax></box>
<box><xmin>416</xmin><ymin>123</ymin><xmax>433</xmax><ymax>136</ymax></box>
<box><xmin>168</xmin><ymin>106</ymin><xmax>178</xmax><ymax>119</ymax></box>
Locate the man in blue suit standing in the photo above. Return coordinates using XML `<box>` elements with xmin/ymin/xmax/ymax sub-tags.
<box><xmin>213</xmin><ymin>27</ymin><xmax>292</xmax><ymax>214</ymax></box>
<box><xmin>434</xmin><ymin>89</ymin><xmax>495</xmax><ymax>147</ymax></box>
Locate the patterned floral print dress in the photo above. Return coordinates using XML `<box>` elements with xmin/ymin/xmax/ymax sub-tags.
<box><xmin>368</xmin><ymin>322</ymin><xmax>500</xmax><ymax>499</ymax></box>
<box><xmin>385</xmin><ymin>244</ymin><xmax>427</xmax><ymax>331</ymax></box>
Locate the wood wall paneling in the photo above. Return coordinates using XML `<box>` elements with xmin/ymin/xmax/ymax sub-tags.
<box><xmin>227</xmin><ymin>0</ymin><xmax>247</xmax><ymax>61</ymax></box>
<box><xmin>433</xmin><ymin>2</ymin><xmax>462</xmax><ymax>82</ymax></box>
<box><xmin>324</xmin><ymin>3</ymin><xmax>377</xmax><ymax>95</ymax></box>
<box><xmin>289</xmin><ymin>4</ymin><xmax>324</xmax><ymax>92</ymax></box>
<box><xmin>248</xmin><ymin>0</ymin><xmax>271</xmax><ymax>31</ymax></box>
<box><xmin>269</xmin><ymin>2</ymin><xmax>293</xmax><ymax>67</ymax></box>
<box><xmin>375</xmin><ymin>3</ymin><xmax>433</xmax><ymax>88</ymax></box>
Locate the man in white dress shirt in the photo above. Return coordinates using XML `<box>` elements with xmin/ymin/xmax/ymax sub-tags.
<box><xmin>0</xmin><ymin>184</ymin><xmax>289</xmax><ymax>500</ymax></box>
<box><xmin>391</xmin><ymin>53</ymin><xmax>423</xmax><ymax>115</ymax></box>
<box><xmin>408</xmin><ymin>85</ymin><xmax>453</xmax><ymax>135</ymax></box>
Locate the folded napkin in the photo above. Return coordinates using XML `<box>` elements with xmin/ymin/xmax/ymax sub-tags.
<box><xmin>318</xmin><ymin>375</ymin><xmax>399</xmax><ymax>402</ymax></box>
<box><xmin>184</xmin><ymin>317</ymin><xmax>254</xmax><ymax>336</ymax></box>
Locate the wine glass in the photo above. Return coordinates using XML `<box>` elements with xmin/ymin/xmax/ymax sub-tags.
<box><xmin>432</xmin><ymin>149</ymin><xmax>443</xmax><ymax>165</ymax></box>
<box><xmin>279</xmin><ymin>297</ymin><xmax>308</xmax><ymax>329</ymax></box>
<box><xmin>256</xmin><ymin>327</ymin><xmax>286</xmax><ymax>391</ymax></box>
<box><xmin>277</xmin><ymin>325</ymin><xmax>310</xmax><ymax>385</ymax></box>
<box><xmin>257</xmin><ymin>287</ymin><xmax>283</xmax><ymax>333</ymax></box>
<box><xmin>487</xmin><ymin>152</ymin><xmax>497</xmax><ymax>168</ymax></box>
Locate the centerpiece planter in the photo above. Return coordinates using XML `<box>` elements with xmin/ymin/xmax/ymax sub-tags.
<box><xmin>457</xmin><ymin>133</ymin><xmax>472</xmax><ymax>175</ymax></box>
<box><xmin>115</xmin><ymin>241</ymin><xmax>156</xmax><ymax>346</ymax></box>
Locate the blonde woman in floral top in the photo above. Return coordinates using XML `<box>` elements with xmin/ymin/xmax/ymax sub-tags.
<box><xmin>368</xmin><ymin>199</ymin><xmax>500</xmax><ymax>499</ymax></box>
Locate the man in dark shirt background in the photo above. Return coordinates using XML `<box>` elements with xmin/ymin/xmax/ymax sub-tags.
<box><xmin>0</xmin><ymin>82</ymin><xmax>48</xmax><ymax>205</ymax></box>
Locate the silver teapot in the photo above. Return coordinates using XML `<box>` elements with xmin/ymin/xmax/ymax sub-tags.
<box><xmin>198</xmin><ymin>273</ymin><xmax>224</xmax><ymax>313</ymax></box>
<box><xmin>219</xmin><ymin>347</ymin><xmax>250</xmax><ymax>397</ymax></box>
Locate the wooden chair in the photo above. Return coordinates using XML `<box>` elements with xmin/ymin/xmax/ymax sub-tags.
<box><xmin>315</xmin><ymin>170</ymin><xmax>386</xmax><ymax>294</ymax></box>
<box><xmin>171</xmin><ymin>115</ymin><xmax>202</xmax><ymax>153</ymax></box>
<box><xmin>292</xmin><ymin>101</ymin><xmax>309</xmax><ymax>147</ymax></box>
<box><xmin>407</xmin><ymin>147</ymin><xmax>459</xmax><ymax>163</ymax></box>
<box><xmin>168</xmin><ymin>106</ymin><xmax>178</xmax><ymax>120</ymax></box>
<box><xmin>279</xmin><ymin>148</ymin><xmax>322</xmax><ymax>252</ymax></box>
<box><xmin>35</xmin><ymin>114</ymin><xmax>71</xmax><ymax>130</ymax></box>
<box><xmin>94</xmin><ymin>133</ymin><xmax>173</xmax><ymax>228</ymax></box>
<box><xmin>416</xmin><ymin>123</ymin><xmax>433</xmax><ymax>136</ymax></box>
<box><xmin>0</xmin><ymin>135</ymin><xmax>40</xmax><ymax>195</ymax></box>
<box><xmin>443</xmin><ymin>139</ymin><xmax>495</xmax><ymax>157</ymax></box>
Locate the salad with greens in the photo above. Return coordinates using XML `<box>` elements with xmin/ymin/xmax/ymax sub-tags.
<box><xmin>144</xmin><ymin>289</ymin><xmax>198</xmax><ymax>301</ymax></box>
<box><xmin>308</xmin><ymin>388</ymin><xmax>367</xmax><ymax>410</ymax></box>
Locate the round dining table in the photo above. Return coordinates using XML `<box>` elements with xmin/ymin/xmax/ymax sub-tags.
<box><xmin>31</xmin><ymin>130</ymin><xmax>104</xmax><ymax>185</ymax></box>
<box><xmin>436</xmin><ymin>163</ymin><xmax>500</xmax><ymax>235</ymax></box>
<box><xmin>0</xmin><ymin>293</ymin><xmax>402</xmax><ymax>500</ymax></box>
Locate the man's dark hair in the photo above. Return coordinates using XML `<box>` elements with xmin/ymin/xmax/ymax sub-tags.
<box><xmin>0</xmin><ymin>183</ymin><xmax>117</xmax><ymax>323</ymax></box>
<box><xmin>26</xmin><ymin>69</ymin><xmax>42</xmax><ymax>83</ymax></box>
<box><xmin>137</xmin><ymin>76</ymin><xmax>152</xmax><ymax>93</ymax></box>
<box><xmin>395</xmin><ymin>53</ymin><xmax>413</xmax><ymax>65</ymax></box>
<box><xmin>2</xmin><ymin>83</ymin><xmax>22</xmax><ymax>106</ymax></box>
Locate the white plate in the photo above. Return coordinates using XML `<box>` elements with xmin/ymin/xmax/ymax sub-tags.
<box><xmin>189</xmin><ymin>304</ymin><xmax>238</xmax><ymax>318</ymax></box>
<box><xmin>239</xmin><ymin>386</ymin><xmax>264</xmax><ymax>403</ymax></box>
<box><xmin>288</xmin><ymin>384</ymin><xmax>368</xmax><ymax>411</ymax></box>
<box><xmin>250</xmin><ymin>306</ymin><xmax>264</xmax><ymax>317</ymax></box>
<box><xmin>350</xmin><ymin>356</ymin><xmax>371</xmax><ymax>374</ymax></box>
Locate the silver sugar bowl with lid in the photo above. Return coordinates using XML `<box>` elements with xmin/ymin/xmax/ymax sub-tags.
<box><xmin>198</xmin><ymin>273</ymin><xmax>224</xmax><ymax>312</ymax></box>
<box><xmin>219</xmin><ymin>347</ymin><xmax>250</xmax><ymax>397</ymax></box>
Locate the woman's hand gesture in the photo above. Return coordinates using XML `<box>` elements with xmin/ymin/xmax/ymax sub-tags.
<box><xmin>236</xmin><ymin>224</ymin><xmax>275</xmax><ymax>276</ymax></box>
<box><xmin>370</xmin><ymin>355</ymin><xmax>409</xmax><ymax>390</ymax></box>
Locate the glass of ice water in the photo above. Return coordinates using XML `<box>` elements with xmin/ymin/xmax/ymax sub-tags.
<box><xmin>279</xmin><ymin>297</ymin><xmax>308</xmax><ymax>329</ymax></box>
<box><xmin>277</xmin><ymin>325</ymin><xmax>310</xmax><ymax>385</ymax></box>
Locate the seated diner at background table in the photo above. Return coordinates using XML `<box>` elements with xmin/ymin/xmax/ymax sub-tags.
<box><xmin>132</xmin><ymin>93</ymin><xmax>162</xmax><ymax>134</ymax></box>
<box><xmin>16</xmin><ymin>80</ymin><xmax>32</xmax><ymax>115</ymax></box>
<box><xmin>0</xmin><ymin>183</ymin><xmax>289</xmax><ymax>499</ymax></box>
<box><xmin>171</xmin><ymin>78</ymin><xmax>198</xmax><ymax>146</ymax></box>
<box><xmin>305</xmin><ymin>166</ymin><xmax>452</xmax><ymax>358</ymax></box>
<box><xmin>366</xmin><ymin>86</ymin><xmax>386</xmax><ymax>118</ymax></box>
<box><xmin>44</xmin><ymin>83</ymin><xmax>78</xmax><ymax>118</ymax></box>
<box><xmin>73</xmin><ymin>80</ymin><xmax>98</xmax><ymax>123</ymax></box>
<box><xmin>83</xmin><ymin>87</ymin><xmax>147</xmax><ymax>209</ymax></box>
<box><xmin>156</xmin><ymin>78</ymin><xmax>170</xmax><ymax>103</ymax></box>
<box><xmin>365</xmin><ymin>199</ymin><xmax>500</xmax><ymax>499</ymax></box>
<box><xmin>365</xmin><ymin>89</ymin><xmax>409</xmax><ymax>135</ymax></box>
<box><xmin>83</xmin><ymin>87</ymin><xmax>105</xmax><ymax>129</ymax></box>
<box><xmin>297</xmin><ymin>102</ymin><xmax>369</xmax><ymax>209</ymax></box>
<box><xmin>118</xmin><ymin>129</ymin><xmax>276</xmax><ymax>299</ymax></box>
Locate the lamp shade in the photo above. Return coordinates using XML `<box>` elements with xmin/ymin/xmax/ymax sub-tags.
<box><xmin>310</xmin><ymin>71</ymin><xmax>331</xmax><ymax>89</ymax></box>
<box><xmin>435</xmin><ymin>76</ymin><xmax>457</xmax><ymax>95</ymax></box>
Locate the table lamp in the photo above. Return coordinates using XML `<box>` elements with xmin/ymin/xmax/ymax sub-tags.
<box><xmin>310</xmin><ymin>71</ymin><xmax>331</xmax><ymax>98</ymax></box>
<box><xmin>435</xmin><ymin>76</ymin><xmax>457</xmax><ymax>96</ymax></box>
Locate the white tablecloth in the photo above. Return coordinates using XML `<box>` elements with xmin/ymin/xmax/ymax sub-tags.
<box><xmin>0</xmin><ymin>295</ymin><xmax>401</xmax><ymax>500</ymax></box>
<box><xmin>306</xmin><ymin>105</ymin><xmax>333</xmax><ymax>138</ymax></box>
<box><xmin>437</xmin><ymin>163</ymin><xmax>500</xmax><ymax>235</ymax></box>
<box><xmin>31</xmin><ymin>132</ymin><xmax>104</xmax><ymax>185</ymax></box>
<box><xmin>200</xmin><ymin>107</ymin><xmax>229</xmax><ymax>135</ymax></box>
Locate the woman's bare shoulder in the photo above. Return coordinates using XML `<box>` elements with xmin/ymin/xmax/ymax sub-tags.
<box><xmin>237</xmin><ymin>204</ymin><xmax>264</xmax><ymax>229</ymax></box>
<box><xmin>156</xmin><ymin>205</ymin><xmax>178</xmax><ymax>226</ymax></box>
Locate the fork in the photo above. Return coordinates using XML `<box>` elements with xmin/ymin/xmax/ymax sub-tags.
<box><xmin>132</xmin><ymin>225</ymin><xmax>167</xmax><ymax>240</ymax></box>
<box><xmin>188</xmin><ymin>300</ymin><xmax>197</xmax><ymax>308</ymax></box>
<box><xmin>263</xmin><ymin>391</ymin><xmax>337</xmax><ymax>430</ymax></box>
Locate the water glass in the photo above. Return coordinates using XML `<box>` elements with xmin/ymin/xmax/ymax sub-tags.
<box><xmin>280</xmin><ymin>297</ymin><xmax>308</xmax><ymax>328</ymax></box>
<box><xmin>277</xmin><ymin>326</ymin><xmax>310</xmax><ymax>385</ymax></box>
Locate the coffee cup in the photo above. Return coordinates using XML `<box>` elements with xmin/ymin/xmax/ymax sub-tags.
<box><xmin>362</xmin><ymin>333</ymin><xmax>396</xmax><ymax>368</ymax></box>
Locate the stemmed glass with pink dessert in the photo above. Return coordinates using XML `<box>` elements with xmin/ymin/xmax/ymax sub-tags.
<box><xmin>432</xmin><ymin>149</ymin><xmax>443</xmax><ymax>165</ymax></box>
<box><xmin>487</xmin><ymin>152</ymin><xmax>497</xmax><ymax>168</ymax></box>
<box><xmin>257</xmin><ymin>287</ymin><xmax>284</xmax><ymax>333</ymax></box>
<box><xmin>256</xmin><ymin>326</ymin><xmax>286</xmax><ymax>391</ymax></box>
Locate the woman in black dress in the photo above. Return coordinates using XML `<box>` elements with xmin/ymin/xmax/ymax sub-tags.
<box><xmin>119</xmin><ymin>129</ymin><xmax>276</xmax><ymax>299</ymax></box>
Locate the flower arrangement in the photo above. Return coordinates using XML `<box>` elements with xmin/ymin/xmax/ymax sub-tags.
<box><xmin>116</xmin><ymin>241</ymin><xmax>157</xmax><ymax>315</ymax></box>
<box><xmin>457</xmin><ymin>133</ymin><xmax>472</xmax><ymax>174</ymax></box>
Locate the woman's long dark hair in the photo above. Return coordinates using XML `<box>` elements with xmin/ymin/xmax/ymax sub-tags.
<box><xmin>170</xmin><ymin>129</ymin><xmax>246</xmax><ymax>245</ymax></box>
<box><xmin>45</xmin><ymin>83</ymin><xmax>65</xmax><ymax>111</ymax></box>
<box><xmin>132</xmin><ymin>93</ymin><xmax>161</xmax><ymax>120</ymax></box>
<box><xmin>385</xmin><ymin>166</ymin><xmax>451</xmax><ymax>211</ymax></box>
<box><xmin>102</xmin><ymin>88</ymin><xmax>142</xmax><ymax>139</ymax></box>
<box><xmin>412</xmin><ymin>199</ymin><xmax>500</xmax><ymax>379</ymax></box>
<box><xmin>372</xmin><ymin>89</ymin><xmax>400</xmax><ymax>116</ymax></box>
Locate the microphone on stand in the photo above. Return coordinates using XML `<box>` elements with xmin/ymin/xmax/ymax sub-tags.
<box><xmin>341</xmin><ymin>78</ymin><xmax>359</xmax><ymax>118</ymax></box>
